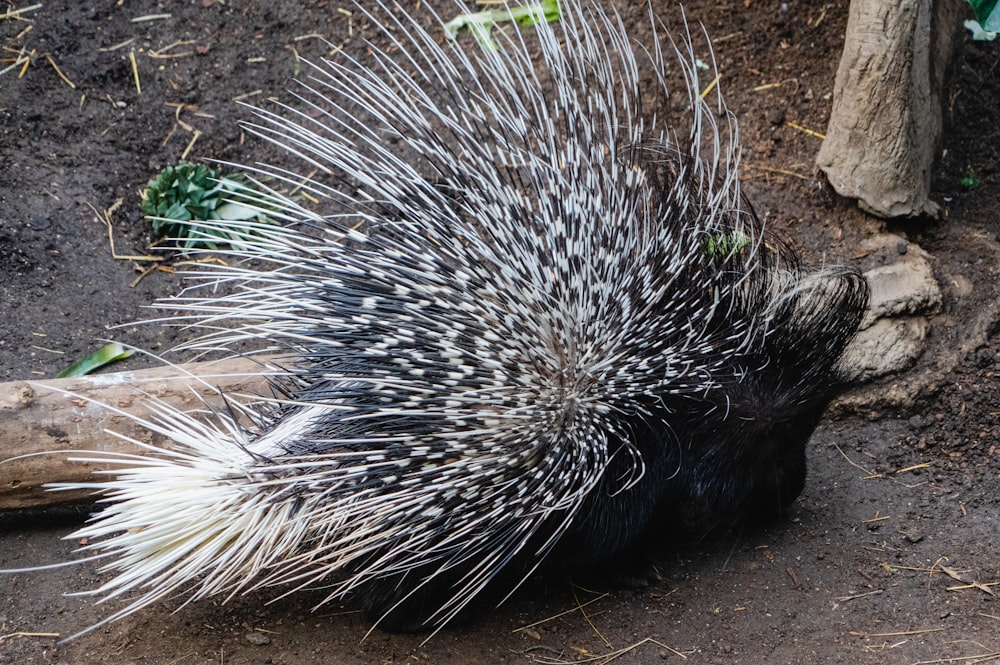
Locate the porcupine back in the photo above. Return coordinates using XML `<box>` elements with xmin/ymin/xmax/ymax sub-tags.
<box><xmin>33</xmin><ymin>0</ymin><xmax>868</xmax><ymax>637</ymax></box>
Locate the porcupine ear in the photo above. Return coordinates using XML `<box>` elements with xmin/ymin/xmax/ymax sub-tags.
<box><xmin>769</xmin><ymin>265</ymin><xmax>871</xmax><ymax>390</ymax></box>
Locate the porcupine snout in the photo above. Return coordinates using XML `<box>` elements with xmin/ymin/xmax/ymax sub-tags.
<box><xmin>654</xmin><ymin>264</ymin><xmax>869</xmax><ymax>535</ymax></box>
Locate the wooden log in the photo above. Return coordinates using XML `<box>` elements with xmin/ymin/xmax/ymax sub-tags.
<box><xmin>0</xmin><ymin>358</ymin><xmax>274</xmax><ymax>510</ymax></box>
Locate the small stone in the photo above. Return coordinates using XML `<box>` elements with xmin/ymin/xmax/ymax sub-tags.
<box><xmin>246</xmin><ymin>632</ymin><xmax>271</xmax><ymax>646</ymax></box>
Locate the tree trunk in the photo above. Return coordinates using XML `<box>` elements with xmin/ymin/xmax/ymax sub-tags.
<box><xmin>816</xmin><ymin>0</ymin><xmax>962</xmax><ymax>218</ymax></box>
<box><xmin>0</xmin><ymin>358</ymin><xmax>272</xmax><ymax>510</ymax></box>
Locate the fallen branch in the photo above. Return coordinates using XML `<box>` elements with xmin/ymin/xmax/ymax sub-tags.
<box><xmin>0</xmin><ymin>357</ymin><xmax>272</xmax><ymax>510</ymax></box>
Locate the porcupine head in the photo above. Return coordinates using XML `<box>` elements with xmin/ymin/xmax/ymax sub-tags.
<box><xmin>5</xmin><ymin>0</ymin><xmax>868</xmax><ymax>638</ymax></box>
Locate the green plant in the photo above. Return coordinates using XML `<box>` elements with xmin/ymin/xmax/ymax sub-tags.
<box><xmin>966</xmin><ymin>0</ymin><xmax>999</xmax><ymax>39</ymax></box>
<box><xmin>141</xmin><ymin>162</ymin><xmax>276</xmax><ymax>250</ymax></box>
<box><xmin>702</xmin><ymin>232</ymin><xmax>751</xmax><ymax>259</ymax></box>
<box><xmin>961</xmin><ymin>167</ymin><xmax>982</xmax><ymax>190</ymax></box>
<box><xmin>444</xmin><ymin>0</ymin><xmax>561</xmax><ymax>49</ymax></box>
<box><xmin>968</xmin><ymin>0</ymin><xmax>999</xmax><ymax>31</ymax></box>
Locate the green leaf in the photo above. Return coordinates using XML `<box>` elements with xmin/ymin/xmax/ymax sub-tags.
<box><xmin>141</xmin><ymin>161</ymin><xmax>220</xmax><ymax>223</ymax></box>
<box><xmin>702</xmin><ymin>232</ymin><xmax>751</xmax><ymax>259</ymax></box>
<box><xmin>445</xmin><ymin>0</ymin><xmax>562</xmax><ymax>49</ymax></box>
<box><xmin>968</xmin><ymin>0</ymin><xmax>1000</xmax><ymax>31</ymax></box>
<box><xmin>510</xmin><ymin>0</ymin><xmax>561</xmax><ymax>27</ymax></box>
<box><xmin>56</xmin><ymin>342</ymin><xmax>135</xmax><ymax>378</ymax></box>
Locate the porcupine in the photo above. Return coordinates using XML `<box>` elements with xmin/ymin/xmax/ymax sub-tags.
<box><xmin>22</xmin><ymin>0</ymin><xmax>868</xmax><ymax>637</ymax></box>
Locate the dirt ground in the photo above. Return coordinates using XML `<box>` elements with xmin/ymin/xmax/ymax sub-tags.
<box><xmin>1</xmin><ymin>1</ymin><xmax>998</xmax><ymax>664</ymax></box>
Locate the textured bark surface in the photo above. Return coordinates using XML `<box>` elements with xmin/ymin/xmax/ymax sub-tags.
<box><xmin>0</xmin><ymin>358</ymin><xmax>270</xmax><ymax>509</ymax></box>
<box><xmin>817</xmin><ymin>0</ymin><xmax>961</xmax><ymax>218</ymax></box>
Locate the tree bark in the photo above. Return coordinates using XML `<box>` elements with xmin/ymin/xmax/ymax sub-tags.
<box><xmin>0</xmin><ymin>358</ymin><xmax>272</xmax><ymax>510</ymax></box>
<box><xmin>816</xmin><ymin>0</ymin><xmax>961</xmax><ymax>218</ymax></box>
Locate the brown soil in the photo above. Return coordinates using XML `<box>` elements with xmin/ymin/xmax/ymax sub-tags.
<box><xmin>1</xmin><ymin>1</ymin><xmax>998</xmax><ymax>664</ymax></box>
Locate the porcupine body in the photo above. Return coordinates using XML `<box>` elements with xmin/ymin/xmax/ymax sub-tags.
<box><xmin>39</xmin><ymin>0</ymin><xmax>867</xmax><ymax>636</ymax></box>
